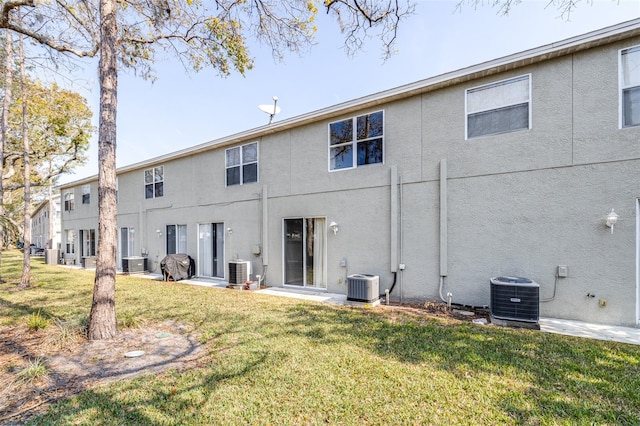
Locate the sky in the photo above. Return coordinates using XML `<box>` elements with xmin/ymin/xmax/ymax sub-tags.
<box><xmin>56</xmin><ymin>0</ymin><xmax>640</xmax><ymax>184</ymax></box>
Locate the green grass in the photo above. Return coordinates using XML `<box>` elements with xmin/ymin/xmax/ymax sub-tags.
<box><xmin>1</xmin><ymin>250</ymin><xmax>639</xmax><ymax>425</ymax></box>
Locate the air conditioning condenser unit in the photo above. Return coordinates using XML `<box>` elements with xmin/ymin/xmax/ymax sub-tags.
<box><xmin>490</xmin><ymin>276</ymin><xmax>540</xmax><ymax>329</ymax></box>
<box><xmin>347</xmin><ymin>274</ymin><xmax>379</xmax><ymax>303</ymax></box>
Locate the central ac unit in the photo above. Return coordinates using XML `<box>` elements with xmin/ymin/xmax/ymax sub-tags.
<box><xmin>228</xmin><ymin>260</ymin><xmax>251</xmax><ymax>284</ymax></box>
<box><xmin>347</xmin><ymin>274</ymin><xmax>379</xmax><ymax>303</ymax></box>
<box><xmin>490</xmin><ymin>276</ymin><xmax>540</xmax><ymax>329</ymax></box>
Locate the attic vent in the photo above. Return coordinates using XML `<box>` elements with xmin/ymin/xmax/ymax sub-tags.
<box><xmin>490</xmin><ymin>276</ymin><xmax>540</xmax><ymax>329</ymax></box>
<box><xmin>229</xmin><ymin>260</ymin><xmax>250</xmax><ymax>284</ymax></box>
<box><xmin>347</xmin><ymin>274</ymin><xmax>379</xmax><ymax>303</ymax></box>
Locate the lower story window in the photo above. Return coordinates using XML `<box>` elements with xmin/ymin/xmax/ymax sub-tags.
<box><xmin>65</xmin><ymin>230</ymin><xmax>75</xmax><ymax>254</ymax></box>
<box><xmin>167</xmin><ymin>224</ymin><xmax>187</xmax><ymax>254</ymax></box>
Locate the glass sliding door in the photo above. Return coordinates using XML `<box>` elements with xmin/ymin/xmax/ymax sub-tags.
<box><xmin>198</xmin><ymin>223</ymin><xmax>224</xmax><ymax>278</ymax></box>
<box><xmin>119</xmin><ymin>227</ymin><xmax>135</xmax><ymax>269</ymax></box>
<box><xmin>284</xmin><ymin>218</ymin><xmax>326</xmax><ymax>289</ymax></box>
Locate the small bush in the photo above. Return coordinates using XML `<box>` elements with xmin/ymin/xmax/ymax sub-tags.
<box><xmin>16</xmin><ymin>358</ymin><xmax>47</xmax><ymax>384</ymax></box>
<box><xmin>45</xmin><ymin>318</ymin><xmax>87</xmax><ymax>349</ymax></box>
<box><xmin>26</xmin><ymin>310</ymin><xmax>49</xmax><ymax>331</ymax></box>
<box><xmin>119</xmin><ymin>312</ymin><xmax>141</xmax><ymax>329</ymax></box>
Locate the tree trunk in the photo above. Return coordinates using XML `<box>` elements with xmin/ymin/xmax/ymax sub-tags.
<box><xmin>88</xmin><ymin>0</ymin><xmax>118</xmax><ymax>340</ymax></box>
<box><xmin>18</xmin><ymin>29</ymin><xmax>31</xmax><ymax>290</ymax></box>
<box><xmin>0</xmin><ymin>30</ymin><xmax>12</xmax><ymax>284</ymax></box>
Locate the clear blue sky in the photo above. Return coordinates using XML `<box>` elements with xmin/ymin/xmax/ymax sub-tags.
<box><xmin>58</xmin><ymin>0</ymin><xmax>640</xmax><ymax>184</ymax></box>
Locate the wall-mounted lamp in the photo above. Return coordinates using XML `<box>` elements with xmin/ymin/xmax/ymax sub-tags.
<box><xmin>227</xmin><ymin>227</ymin><xmax>233</xmax><ymax>235</ymax></box>
<box><xmin>605</xmin><ymin>209</ymin><xmax>618</xmax><ymax>234</ymax></box>
<box><xmin>156</xmin><ymin>229</ymin><xmax>162</xmax><ymax>238</ymax></box>
<box><xmin>329</xmin><ymin>221</ymin><xmax>339</xmax><ymax>235</ymax></box>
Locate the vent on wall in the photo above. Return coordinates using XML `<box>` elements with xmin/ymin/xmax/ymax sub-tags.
<box><xmin>229</xmin><ymin>260</ymin><xmax>251</xmax><ymax>284</ymax></box>
<box><xmin>490</xmin><ymin>276</ymin><xmax>540</xmax><ymax>329</ymax></box>
<box><xmin>347</xmin><ymin>274</ymin><xmax>380</xmax><ymax>303</ymax></box>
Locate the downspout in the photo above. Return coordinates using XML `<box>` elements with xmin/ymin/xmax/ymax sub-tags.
<box><xmin>383</xmin><ymin>166</ymin><xmax>400</xmax><ymax>303</ymax></box>
<box><xmin>260</xmin><ymin>184</ymin><xmax>268</xmax><ymax>286</ymax></box>
<box><xmin>439</xmin><ymin>159</ymin><xmax>451</xmax><ymax>304</ymax></box>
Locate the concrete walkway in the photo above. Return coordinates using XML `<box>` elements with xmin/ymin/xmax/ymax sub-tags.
<box><xmin>146</xmin><ymin>275</ymin><xmax>640</xmax><ymax>346</ymax></box>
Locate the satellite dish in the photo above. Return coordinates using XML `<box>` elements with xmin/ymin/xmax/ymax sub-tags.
<box><xmin>258</xmin><ymin>96</ymin><xmax>280</xmax><ymax>124</ymax></box>
<box><xmin>258</xmin><ymin>104</ymin><xmax>281</xmax><ymax>115</ymax></box>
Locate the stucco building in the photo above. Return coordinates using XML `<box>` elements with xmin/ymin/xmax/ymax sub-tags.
<box><xmin>60</xmin><ymin>19</ymin><xmax>640</xmax><ymax>327</ymax></box>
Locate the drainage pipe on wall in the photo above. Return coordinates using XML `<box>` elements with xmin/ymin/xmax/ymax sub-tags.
<box><xmin>261</xmin><ymin>185</ymin><xmax>269</xmax><ymax>283</ymax></box>
<box><xmin>439</xmin><ymin>159</ymin><xmax>449</xmax><ymax>303</ymax></box>
<box><xmin>382</xmin><ymin>166</ymin><xmax>401</xmax><ymax>302</ymax></box>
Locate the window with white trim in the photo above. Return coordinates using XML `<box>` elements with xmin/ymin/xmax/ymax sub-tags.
<box><xmin>466</xmin><ymin>75</ymin><xmax>531</xmax><ymax>139</ymax></box>
<box><xmin>621</xmin><ymin>45</ymin><xmax>640</xmax><ymax>128</ymax></box>
<box><xmin>82</xmin><ymin>184</ymin><xmax>90</xmax><ymax>204</ymax></box>
<box><xmin>81</xmin><ymin>229</ymin><xmax>96</xmax><ymax>257</ymax></box>
<box><xmin>64</xmin><ymin>191</ymin><xmax>74</xmax><ymax>211</ymax></box>
<box><xmin>144</xmin><ymin>166</ymin><xmax>164</xmax><ymax>199</ymax></box>
<box><xmin>166</xmin><ymin>224</ymin><xmax>187</xmax><ymax>254</ymax></box>
<box><xmin>65</xmin><ymin>229</ymin><xmax>75</xmax><ymax>254</ymax></box>
<box><xmin>226</xmin><ymin>142</ymin><xmax>258</xmax><ymax>186</ymax></box>
<box><xmin>329</xmin><ymin>111</ymin><xmax>384</xmax><ymax>171</ymax></box>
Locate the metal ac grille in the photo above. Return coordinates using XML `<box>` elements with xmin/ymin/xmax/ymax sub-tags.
<box><xmin>491</xmin><ymin>281</ymin><xmax>539</xmax><ymax>322</ymax></box>
<box><xmin>229</xmin><ymin>261</ymin><xmax>249</xmax><ymax>284</ymax></box>
<box><xmin>347</xmin><ymin>274</ymin><xmax>379</xmax><ymax>303</ymax></box>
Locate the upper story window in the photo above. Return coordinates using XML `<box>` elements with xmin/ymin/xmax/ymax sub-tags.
<box><xmin>621</xmin><ymin>45</ymin><xmax>640</xmax><ymax>128</ymax></box>
<box><xmin>82</xmin><ymin>184</ymin><xmax>90</xmax><ymax>204</ymax></box>
<box><xmin>466</xmin><ymin>74</ymin><xmax>531</xmax><ymax>139</ymax></box>
<box><xmin>329</xmin><ymin>111</ymin><xmax>384</xmax><ymax>171</ymax></box>
<box><xmin>145</xmin><ymin>166</ymin><xmax>164</xmax><ymax>199</ymax></box>
<box><xmin>63</xmin><ymin>191</ymin><xmax>74</xmax><ymax>211</ymax></box>
<box><xmin>226</xmin><ymin>142</ymin><xmax>258</xmax><ymax>186</ymax></box>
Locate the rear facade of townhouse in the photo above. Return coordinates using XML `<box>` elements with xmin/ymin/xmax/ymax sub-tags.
<box><xmin>59</xmin><ymin>19</ymin><xmax>640</xmax><ymax>327</ymax></box>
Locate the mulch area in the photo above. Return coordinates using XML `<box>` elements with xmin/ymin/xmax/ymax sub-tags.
<box><xmin>0</xmin><ymin>320</ymin><xmax>205</xmax><ymax>425</ymax></box>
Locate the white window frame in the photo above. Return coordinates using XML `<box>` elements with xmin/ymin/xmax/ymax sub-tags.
<box><xmin>620</xmin><ymin>45</ymin><xmax>640</xmax><ymax>129</ymax></box>
<box><xmin>144</xmin><ymin>166</ymin><xmax>164</xmax><ymax>199</ymax></box>
<box><xmin>63</xmin><ymin>191</ymin><xmax>75</xmax><ymax>212</ymax></box>
<box><xmin>81</xmin><ymin>229</ymin><xmax>96</xmax><ymax>257</ymax></box>
<box><xmin>65</xmin><ymin>229</ymin><xmax>75</xmax><ymax>254</ymax></box>
<box><xmin>465</xmin><ymin>74</ymin><xmax>532</xmax><ymax>140</ymax></box>
<box><xmin>166</xmin><ymin>224</ymin><xmax>187</xmax><ymax>254</ymax></box>
<box><xmin>328</xmin><ymin>110</ymin><xmax>385</xmax><ymax>172</ymax></box>
<box><xmin>82</xmin><ymin>184</ymin><xmax>90</xmax><ymax>205</ymax></box>
<box><xmin>225</xmin><ymin>142</ymin><xmax>259</xmax><ymax>186</ymax></box>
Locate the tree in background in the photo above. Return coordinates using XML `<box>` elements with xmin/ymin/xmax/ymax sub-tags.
<box><xmin>0</xmin><ymin>37</ymin><xmax>92</xmax><ymax>288</ymax></box>
<box><xmin>0</xmin><ymin>0</ymin><xmax>414</xmax><ymax>339</ymax></box>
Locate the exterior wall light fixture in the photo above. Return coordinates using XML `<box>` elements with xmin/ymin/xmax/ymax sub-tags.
<box><xmin>329</xmin><ymin>221</ymin><xmax>339</xmax><ymax>235</ymax></box>
<box><xmin>227</xmin><ymin>227</ymin><xmax>233</xmax><ymax>235</ymax></box>
<box><xmin>605</xmin><ymin>209</ymin><xmax>618</xmax><ymax>234</ymax></box>
<box><xmin>156</xmin><ymin>229</ymin><xmax>162</xmax><ymax>238</ymax></box>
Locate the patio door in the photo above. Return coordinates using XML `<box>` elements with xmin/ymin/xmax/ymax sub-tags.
<box><xmin>283</xmin><ymin>218</ymin><xmax>326</xmax><ymax>288</ymax></box>
<box><xmin>198</xmin><ymin>223</ymin><xmax>224</xmax><ymax>278</ymax></box>
<box><xmin>118</xmin><ymin>227</ymin><xmax>135</xmax><ymax>269</ymax></box>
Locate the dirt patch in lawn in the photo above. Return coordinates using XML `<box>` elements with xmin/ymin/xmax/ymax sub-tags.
<box><xmin>0</xmin><ymin>320</ymin><xmax>205</xmax><ymax>425</ymax></box>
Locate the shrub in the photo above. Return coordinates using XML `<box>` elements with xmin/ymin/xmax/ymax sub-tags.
<box><xmin>26</xmin><ymin>310</ymin><xmax>49</xmax><ymax>331</ymax></box>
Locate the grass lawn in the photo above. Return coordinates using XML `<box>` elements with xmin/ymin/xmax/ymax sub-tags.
<box><xmin>1</xmin><ymin>250</ymin><xmax>639</xmax><ymax>425</ymax></box>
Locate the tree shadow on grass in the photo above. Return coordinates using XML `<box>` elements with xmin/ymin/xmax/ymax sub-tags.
<box><xmin>279</xmin><ymin>302</ymin><xmax>640</xmax><ymax>424</ymax></box>
<box><xmin>29</xmin><ymin>349</ymin><xmax>272</xmax><ymax>426</ymax></box>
